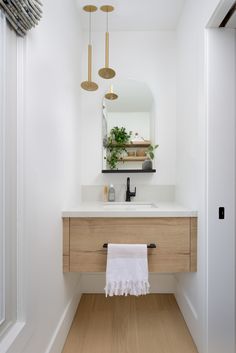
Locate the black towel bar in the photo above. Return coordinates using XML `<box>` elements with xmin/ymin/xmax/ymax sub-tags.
<box><xmin>103</xmin><ymin>243</ymin><xmax>157</xmax><ymax>249</ymax></box>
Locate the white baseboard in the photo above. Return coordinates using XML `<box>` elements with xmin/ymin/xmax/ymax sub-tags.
<box><xmin>80</xmin><ymin>273</ymin><xmax>176</xmax><ymax>293</ymax></box>
<box><xmin>45</xmin><ymin>282</ymin><xmax>82</xmax><ymax>353</ymax></box>
<box><xmin>174</xmin><ymin>282</ymin><xmax>199</xmax><ymax>346</ymax></box>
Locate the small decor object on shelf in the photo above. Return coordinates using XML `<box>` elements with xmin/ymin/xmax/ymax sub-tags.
<box><xmin>104</xmin><ymin>126</ymin><xmax>132</xmax><ymax>170</ymax></box>
<box><xmin>136</xmin><ymin>149</ymin><xmax>146</xmax><ymax>157</ymax></box>
<box><xmin>131</xmin><ymin>132</ymin><xmax>145</xmax><ymax>142</ymax></box>
<box><xmin>0</xmin><ymin>0</ymin><xmax>43</xmax><ymax>36</ymax></box>
<box><xmin>142</xmin><ymin>159</ymin><xmax>153</xmax><ymax>170</ymax></box>
<box><xmin>142</xmin><ymin>144</ymin><xmax>159</xmax><ymax>170</ymax></box>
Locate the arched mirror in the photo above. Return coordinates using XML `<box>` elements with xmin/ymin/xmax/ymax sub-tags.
<box><xmin>102</xmin><ymin>80</ymin><xmax>157</xmax><ymax>173</ymax></box>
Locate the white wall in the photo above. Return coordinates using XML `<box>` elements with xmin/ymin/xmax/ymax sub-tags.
<box><xmin>81</xmin><ymin>31</ymin><xmax>176</xmax><ymax>186</ymax></box>
<box><xmin>175</xmin><ymin>1</ymin><xmax>235</xmax><ymax>353</ymax></box>
<box><xmin>3</xmin><ymin>1</ymin><xmax>83</xmax><ymax>352</ymax></box>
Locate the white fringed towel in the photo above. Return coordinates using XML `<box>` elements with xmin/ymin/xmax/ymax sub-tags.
<box><xmin>105</xmin><ymin>244</ymin><xmax>150</xmax><ymax>297</ymax></box>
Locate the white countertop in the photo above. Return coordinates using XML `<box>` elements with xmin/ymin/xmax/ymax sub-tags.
<box><xmin>62</xmin><ymin>202</ymin><xmax>197</xmax><ymax>218</ymax></box>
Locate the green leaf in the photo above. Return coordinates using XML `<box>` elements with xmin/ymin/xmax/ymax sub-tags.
<box><xmin>149</xmin><ymin>152</ymin><xmax>154</xmax><ymax>160</ymax></box>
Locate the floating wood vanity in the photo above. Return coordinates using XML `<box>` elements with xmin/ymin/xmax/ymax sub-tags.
<box><xmin>63</xmin><ymin>213</ymin><xmax>197</xmax><ymax>273</ymax></box>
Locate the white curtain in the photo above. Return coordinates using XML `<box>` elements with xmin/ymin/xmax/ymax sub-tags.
<box><xmin>0</xmin><ymin>0</ymin><xmax>42</xmax><ymax>36</ymax></box>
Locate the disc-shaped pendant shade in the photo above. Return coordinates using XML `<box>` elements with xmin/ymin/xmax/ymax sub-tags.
<box><xmin>98</xmin><ymin>5</ymin><xmax>116</xmax><ymax>79</ymax></box>
<box><xmin>81</xmin><ymin>81</ymin><xmax>98</xmax><ymax>91</ymax></box>
<box><xmin>100</xmin><ymin>5</ymin><xmax>114</xmax><ymax>12</ymax></box>
<box><xmin>83</xmin><ymin>5</ymin><xmax>97</xmax><ymax>12</ymax></box>
<box><xmin>105</xmin><ymin>92</ymin><xmax>118</xmax><ymax>100</ymax></box>
<box><xmin>81</xmin><ymin>5</ymin><xmax>98</xmax><ymax>91</ymax></box>
<box><xmin>105</xmin><ymin>85</ymin><xmax>118</xmax><ymax>100</ymax></box>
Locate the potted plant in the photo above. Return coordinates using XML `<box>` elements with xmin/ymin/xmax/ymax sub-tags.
<box><xmin>142</xmin><ymin>144</ymin><xmax>159</xmax><ymax>170</ymax></box>
<box><xmin>104</xmin><ymin>127</ymin><xmax>132</xmax><ymax>170</ymax></box>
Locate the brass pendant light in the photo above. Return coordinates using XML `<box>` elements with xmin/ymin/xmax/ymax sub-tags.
<box><xmin>98</xmin><ymin>5</ymin><xmax>116</xmax><ymax>79</ymax></box>
<box><xmin>105</xmin><ymin>84</ymin><xmax>118</xmax><ymax>100</ymax></box>
<box><xmin>81</xmin><ymin>5</ymin><xmax>98</xmax><ymax>91</ymax></box>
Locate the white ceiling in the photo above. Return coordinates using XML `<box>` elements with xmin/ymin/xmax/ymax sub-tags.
<box><xmin>76</xmin><ymin>0</ymin><xmax>186</xmax><ymax>31</ymax></box>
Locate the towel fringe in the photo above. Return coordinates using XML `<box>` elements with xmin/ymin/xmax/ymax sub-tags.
<box><xmin>105</xmin><ymin>280</ymin><xmax>150</xmax><ymax>297</ymax></box>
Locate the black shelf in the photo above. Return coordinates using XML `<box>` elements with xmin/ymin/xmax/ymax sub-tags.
<box><xmin>102</xmin><ymin>169</ymin><xmax>156</xmax><ymax>174</ymax></box>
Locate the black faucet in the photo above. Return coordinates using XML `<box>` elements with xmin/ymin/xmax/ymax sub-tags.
<box><xmin>125</xmin><ymin>177</ymin><xmax>136</xmax><ymax>202</ymax></box>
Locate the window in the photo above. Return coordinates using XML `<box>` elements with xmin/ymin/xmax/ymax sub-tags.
<box><xmin>0</xmin><ymin>11</ymin><xmax>18</xmax><ymax>339</ymax></box>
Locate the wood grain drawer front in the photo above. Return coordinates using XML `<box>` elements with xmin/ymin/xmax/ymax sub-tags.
<box><xmin>69</xmin><ymin>218</ymin><xmax>192</xmax><ymax>273</ymax></box>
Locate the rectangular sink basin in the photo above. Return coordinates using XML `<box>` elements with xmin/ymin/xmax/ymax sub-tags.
<box><xmin>103</xmin><ymin>202</ymin><xmax>158</xmax><ymax>210</ymax></box>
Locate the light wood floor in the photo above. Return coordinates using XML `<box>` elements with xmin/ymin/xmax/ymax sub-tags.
<box><xmin>62</xmin><ymin>294</ymin><xmax>198</xmax><ymax>353</ymax></box>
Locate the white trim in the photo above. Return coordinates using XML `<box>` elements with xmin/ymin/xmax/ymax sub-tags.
<box><xmin>0</xmin><ymin>11</ymin><xmax>6</xmax><ymax>327</ymax></box>
<box><xmin>0</xmin><ymin>21</ymin><xmax>28</xmax><ymax>352</ymax></box>
<box><xmin>205</xmin><ymin>28</ymin><xmax>210</xmax><ymax>353</ymax></box>
<box><xmin>203</xmin><ymin>26</ymin><xmax>210</xmax><ymax>353</ymax></box>
<box><xmin>175</xmin><ymin>282</ymin><xmax>198</xmax><ymax>321</ymax></box>
<box><xmin>0</xmin><ymin>31</ymin><xmax>34</xmax><ymax>353</ymax></box>
<box><xmin>16</xmin><ymin>35</ymin><xmax>26</xmax><ymax>322</ymax></box>
<box><xmin>0</xmin><ymin>322</ymin><xmax>25</xmax><ymax>353</ymax></box>
<box><xmin>175</xmin><ymin>282</ymin><xmax>199</xmax><ymax>349</ymax></box>
<box><xmin>45</xmin><ymin>284</ymin><xmax>82</xmax><ymax>353</ymax></box>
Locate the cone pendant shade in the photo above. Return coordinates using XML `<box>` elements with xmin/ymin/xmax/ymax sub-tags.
<box><xmin>99</xmin><ymin>5</ymin><xmax>116</xmax><ymax>79</ymax></box>
<box><xmin>81</xmin><ymin>5</ymin><xmax>98</xmax><ymax>91</ymax></box>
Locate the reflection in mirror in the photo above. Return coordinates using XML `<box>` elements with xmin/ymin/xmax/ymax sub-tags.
<box><xmin>102</xmin><ymin>80</ymin><xmax>156</xmax><ymax>172</ymax></box>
